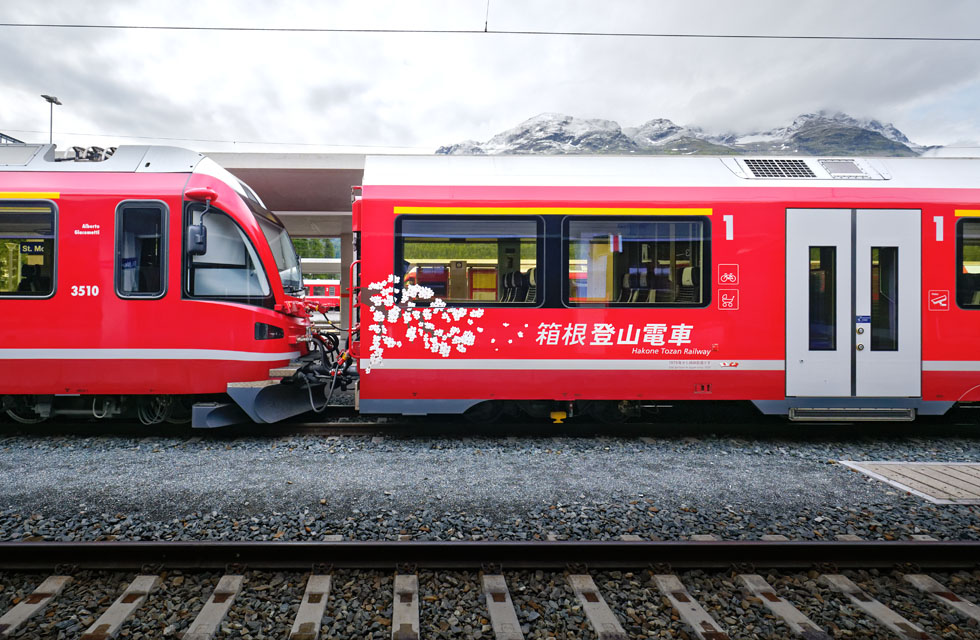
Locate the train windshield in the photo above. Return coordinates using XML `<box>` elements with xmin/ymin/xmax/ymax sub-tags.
<box><xmin>257</xmin><ymin>217</ymin><xmax>303</xmax><ymax>294</ymax></box>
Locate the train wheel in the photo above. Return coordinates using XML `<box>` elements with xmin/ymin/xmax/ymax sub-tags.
<box><xmin>164</xmin><ymin>396</ymin><xmax>194</xmax><ymax>424</ymax></box>
<box><xmin>137</xmin><ymin>396</ymin><xmax>174</xmax><ymax>425</ymax></box>
<box><xmin>4</xmin><ymin>397</ymin><xmax>46</xmax><ymax>424</ymax></box>
<box><xmin>464</xmin><ymin>400</ymin><xmax>506</xmax><ymax>424</ymax></box>
<box><xmin>585</xmin><ymin>400</ymin><xmax>629</xmax><ymax>424</ymax></box>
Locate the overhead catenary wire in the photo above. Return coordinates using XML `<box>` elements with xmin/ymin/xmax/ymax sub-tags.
<box><xmin>4</xmin><ymin>13</ymin><xmax>977</xmax><ymax>150</ymax></box>
<box><xmin>0</xmin><ymin>21</ymin><xmax>978</xmax><ymax>42</ymax></box>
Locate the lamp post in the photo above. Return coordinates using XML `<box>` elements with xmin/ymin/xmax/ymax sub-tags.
<box><xmin>40</xmin><ymin>95</ymin><xmax>62</xmax><ymax>144</ymax></box>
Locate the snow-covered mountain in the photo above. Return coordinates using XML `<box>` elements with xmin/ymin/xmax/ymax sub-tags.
<box><xmin>437</xmin><ymin>113</ymin><xmax>640</xmax><ymax>155</ymax></box>
<box><xmin>437</xmin><ymin>111</ymin><xmax>923</xmax><ymax>156</ymax></box>
<box><xmin>733</xmin><ymin>111</ymin><xmax>916</xmax><ymax>148</ymax></box>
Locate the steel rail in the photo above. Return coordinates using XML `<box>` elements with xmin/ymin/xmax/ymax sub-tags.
<box><xmin>0</xmin><ymin>540</ymin><xmax>978</xmax><ymax>571</ymax></box>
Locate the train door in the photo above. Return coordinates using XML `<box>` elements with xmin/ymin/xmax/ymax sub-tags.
<box><xmin>786</xmin><ymin>209</ymin><xmax>921</xmax><ymax>397</ymax></box>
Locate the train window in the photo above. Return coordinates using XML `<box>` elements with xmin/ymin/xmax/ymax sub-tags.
<box><xmin>957</xmin><ymin>220</ymin><xmax>980</xmax><ymax>308</ymax></box>
<box><xmin>256</xmin><ymin>215</ymin><xmax>303</xmax><ymax>295</ymax></box>
<box><xmin>564</xmin><ymin>218</ymin><xmax>708</xmax><ymax>306</ymax></box>
<box><xmin>115</xmin><ymin>202</ymin><xmax>166</xmax><ymax>298</ymax></box>
<box><xmin>0</xmin><ymin>200</ymin><xmax>55</xmax><ymax>298</ymax></box>
<box><xmin>395</xmin><ymin>217</ymin><xmax>540</xmax><ymax>305</ymax></box>
<box><xmin>809</xmin><ymin>246</ymin><xmax>836</xmax><ymax>350</ymax></box>
<box><xmin>870</xmin><ymin>247</ymin><xmax>899</xmax><ymax>350</ymax></box>
<box><xmin>184</xmin><ymin>206</ymin><xmax>271</xmax><ymax>303</ymax></box>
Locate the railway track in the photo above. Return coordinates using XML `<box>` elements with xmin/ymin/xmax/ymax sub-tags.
<box><xmin>4</xmin><ymin>413</ymin><xmax>979</xmax><ymax>440</ymax></box>
<box><xmin>2</xmin><ymin>539</ymin><xmax>980</xmax><ymax>639</ymax></box>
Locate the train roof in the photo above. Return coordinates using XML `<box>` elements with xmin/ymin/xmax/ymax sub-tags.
<box><xmin>0</xmin><ymin>144</ymin><xmax>204</xmax><ymax>173</ymax></box>
<box><xmin>363</xmin><ymin>155</ymin><xmax>980</xmax><ymax>191</ymax></box>
<box><xmin>0</xmin><ymin>144</ymin><xmax>270</xmax><ymax>207</ymax></box>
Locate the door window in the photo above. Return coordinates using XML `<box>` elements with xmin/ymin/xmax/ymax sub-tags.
<box><xmin>116</xmin><ymin>202</ymin><xmax>166</xmax><ymax>298</ymax></box>
<box><xmin>808</xmin><ymin>246</ymin><xmax>836</xmax><ymax>350</ymax></box>
<box><xmin>870</xmin><ymin>247</ymin><xmax>898</xmax><ymax>351</ymax></box>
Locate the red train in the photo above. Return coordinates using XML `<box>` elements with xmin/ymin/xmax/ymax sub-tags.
<box><xmin>303</xmin><ymin>279</ymin><xmax>341</xmax><ymax>311</ymax></box>
<box><xmin>0</xmin><ymin>144</ymin><xmax>322</xmax><ymax>427</ymax></box>
<box><xmin>352</xmin><ymin>155</ymin><xmax>980</xmax><ymax>422</ymax></box>
<box><xmin>4</xmin><ymin>147</ymin><xmax>980</xmax><ymax>426</ymax></box>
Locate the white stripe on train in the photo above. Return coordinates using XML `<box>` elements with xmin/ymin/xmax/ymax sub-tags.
<box><xmin>373</xmin><ymin>359</ymin><xmax>785</xmax><ymax>371</ymax></box>
<box><xmin>0</xmin><ymin>349</ymin><xmax>300</xmax><ymax>361</ymax></box>
<box><xmin>0</xmin><ymin>353</ymin><xmax>973</xmax><ymax>372</ymax></box>
<box><xmin>373</xmin><ymin>360</ymin><xmax>980</xmax><ymax>372</ymax></box>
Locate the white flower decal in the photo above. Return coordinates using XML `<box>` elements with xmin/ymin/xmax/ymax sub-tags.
<box><xmin>364</xmin><ymin>274</ymin><xmax>484</xmax><ymax>373</ymax></box>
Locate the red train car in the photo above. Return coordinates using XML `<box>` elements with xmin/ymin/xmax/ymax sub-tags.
<box><xmin>0</xmin><ymin>145</ymin><xmax>312</xmax><ymax>426</ymax></box>
<box><xmin>303</xmin><ymin>279</ymin><xmax>341</xmax><ymax>311</ymax></box>
<box><xmin>352</xmin><ymin>155</ymin><xmax>980</xmax><ymax>421</ymax></box>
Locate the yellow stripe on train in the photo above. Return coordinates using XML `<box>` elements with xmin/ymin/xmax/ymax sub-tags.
<box><xmin>393</xmin><ymin>206</ymin><xmax>711</xmax><ymax>216</ymax></box>
<box><xmin>0</xmin><ymin>192</ymin><xmax>60</xmax><ymax>200</ymax></box>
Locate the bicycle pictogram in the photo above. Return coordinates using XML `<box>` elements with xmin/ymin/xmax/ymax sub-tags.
<box><xmin>717</xmin><ymin>264</ymin><xmax>739</xmax><ymax>286</ymax></box>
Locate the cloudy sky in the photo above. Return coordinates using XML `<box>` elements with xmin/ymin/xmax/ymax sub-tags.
<box><xmin>2</xmin><ymin>0</ymin><xmax>979</xmax><ymax>153</ymax></box>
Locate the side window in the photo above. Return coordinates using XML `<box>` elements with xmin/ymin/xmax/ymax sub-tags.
<box><xmin>185</xmin><ymin>205</ymin><xmax>271</xmax><ymax>302</ymax></box>
<box><xmin>565</xmin><ymin>217</ymin><xmax>709</xmax><ymax>306</ymax></box>
<box><xmin>0</xmin><ymin>200</ymin><xmax>56</xmax><ymax>297</ymax></box>
<box><xmin>957</xmin><ymin>219</ymin><xmax>980</xmax><ymax>307</ymax></box>
<box><xmin>116</xmin><ymin>202</ymin><xmax>166</xmax><ymax>298</ymax></box>
<box><xmin>396</xmin><ymin>217</ymin><xmax>540</xmax><ymax>304</ymax></box>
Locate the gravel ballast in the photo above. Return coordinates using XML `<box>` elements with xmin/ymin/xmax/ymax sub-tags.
<box><xmin>1</xmin><ymin>429</ymin><xmax>978</xmax><ymax>543</ymax></box>
<box><xmin>3</xmin><ymin>425</ymin><xmax>980</xmax><ymax>638</ymax></box>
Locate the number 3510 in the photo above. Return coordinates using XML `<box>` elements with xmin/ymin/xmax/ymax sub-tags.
<box><xmin>70</xmin><ymin>285</ymin><xmax>100</xmax><ymax>296</ymax></box>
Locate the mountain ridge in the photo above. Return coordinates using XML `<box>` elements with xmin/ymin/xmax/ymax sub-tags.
<box><xmin>437</xmin><ymin>111</ymin><xmax>925</xmax><ymax>157</ymax></box>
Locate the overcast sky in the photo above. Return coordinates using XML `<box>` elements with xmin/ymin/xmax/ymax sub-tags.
<box><xmin>2</xmin><ymin>0</ymin><xmax>979</xmax><ymax>154</ymax></box>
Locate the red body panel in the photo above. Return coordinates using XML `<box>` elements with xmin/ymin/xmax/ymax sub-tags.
<box><xmin>356</xmin><ymin>183</ymin><xmax>980</xmax><ymax>405</ymax></box>
<box><xmin>0</xmin><ymin>171</ymin><xmax>308</xmax><ymax>396</ymax></box>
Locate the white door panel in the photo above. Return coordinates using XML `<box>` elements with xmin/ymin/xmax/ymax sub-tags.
<box><xmin>786</xmin><ymin>209</ymin><xmax>921</xmax><ymax>398</ymax></box>
<box><xmin>786</xmin><ymin>209</ymin><xmax>852</xmax><ymax>396</ymax></box>
<box><xmin>855</xmin><ymin>210</ymin><xmax>921</xmax><ymax>396</ymax></box>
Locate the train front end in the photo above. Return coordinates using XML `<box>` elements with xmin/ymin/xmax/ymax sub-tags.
<box><xmin>0</xmin><ymin>145</ymin><xmax>325</xmax><ymax>427</ymax></box>
<box><xmin>183</xmin><ymin>159</ymin><xmax>331</xmax><ymax>427</ymax></box>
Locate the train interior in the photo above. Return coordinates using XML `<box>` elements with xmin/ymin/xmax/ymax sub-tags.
<box><xmin>0</xmin><ymin>201</ymin><xmax>56</xmax><ymax>297</ymax></box>
<box><xmin>394</xmin><ymin>216</ymin><xmax>707</xmax><ymax>306</ymax></box>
